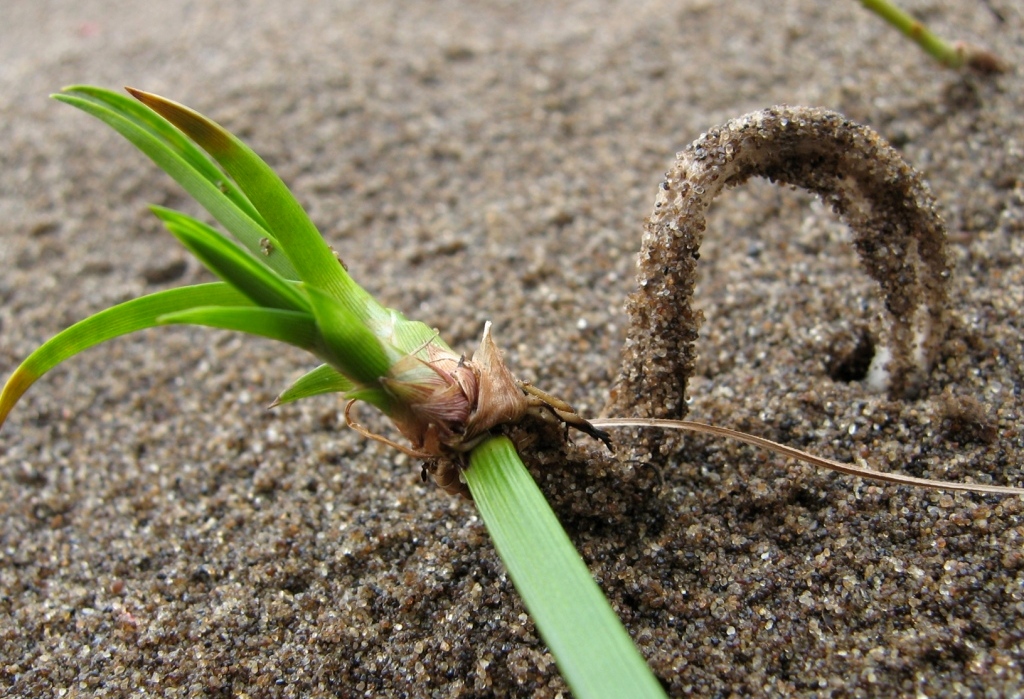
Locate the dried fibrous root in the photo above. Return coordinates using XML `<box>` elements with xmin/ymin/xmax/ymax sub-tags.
<box><xmin>518</xmin><ymin>381</ymin><xmax>614</xmax><ymax>452</ymax></box>
<box><xmin>344</xmin><ymin>399</ymin><xmax>432</xmax><ymax>459</ymax></box>
<box><xmin>590</xmin><ymin>418</ymin><xmax>1024</xmax><ymax>496</ymax></box>
<box><xmin>413</xmin><ymin>385</ymin><xmax>611</xmax><ymax>499</ymax></box>
<box><xmin>345</xmin><ymin>399</ymin><xmax>477</xmax><ymax>498</ymax></box>
<box><xmin>421</xmin><ymin>459</ymin><xmax>472</xmax><ymax>499</ymax></box>
<box><xmin>608</xmin><ymin>106</ymin><xmax>951</xmax><ymax>422</ymax></box>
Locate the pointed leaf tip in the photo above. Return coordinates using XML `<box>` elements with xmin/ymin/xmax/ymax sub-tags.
<box><xmin>0</xmin><ymin>283</ymin><xmax>253</xmax><ymax>434</ymax></box>
<box><xmin>126</xmin><ymin>87</ymin><xmax>232</xmax><ymax>156</ymax></box>
<box><xmin>122</xmin><ymin>87</ymin><xmax>373</xmax><ymax>309</ymax></box>
<box><xmin>271</xmin><ymin>363</ymin><xmax>355</xmax><ymax>408</ymax></box>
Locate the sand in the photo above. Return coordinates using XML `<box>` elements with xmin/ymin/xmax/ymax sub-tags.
<box><xmin>2</xmin><ymin>1</ymin><xmax>1023</xmax><ymax>696</ymax></box>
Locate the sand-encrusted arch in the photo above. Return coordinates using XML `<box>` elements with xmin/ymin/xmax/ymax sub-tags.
<box><xmin>608</xmin><ymin>106</ymin><xmax>951</xmax><ymax>422</ymax></box>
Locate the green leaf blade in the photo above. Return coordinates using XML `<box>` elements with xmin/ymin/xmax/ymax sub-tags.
<box><xmin>304</xmin><ymin>285</ymin><xmax>397</xmax><ymax>390</ymax></box>
<box><xmin>158</xmin><ymin>307</ymin><xmax>321</xmax><ymax>351</ymax></box>
<box><xmin>151</xmin><ymin>206</ymin><xmax>309</xmax><ymax>313</ymax></box>
<box><xmin>54</xmin><ymin>88</ymin><xmax>299</xmax><ymax>280</ymax></box>
<box><xmin>126</xmin><ymin>88</ymin><xmax>379</xmax><ymax>318</ymax></box>
<box><xmin>60</xmin><ymin>85</ymin><xmax>268</xmax><ymax>227</ymax></box>
<box><xmin>0</xmin><ymin>283</ymin><xmax>252</xmax><ymax>431</ymax></box>
<box><xmin>466</xmin><ymin>437</ymin><xmax>668</xmax><ymax>699</ymax></box>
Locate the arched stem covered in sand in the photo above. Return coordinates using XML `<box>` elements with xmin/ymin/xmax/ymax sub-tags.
<box><xmin>607</xmin><ymin>106</ymin><xmax>952</xmax><ymax>421</ymax></box>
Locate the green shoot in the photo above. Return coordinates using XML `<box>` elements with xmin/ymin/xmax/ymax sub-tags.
<box><xmin>0</xmin><ymin>86</ymin><xmax>663</xmax><ymax>699</ymax></box>
<box><xmin>860</xmin><ymin>0</ymin><xmax>1007</xmax><ymax>73</ymax></box>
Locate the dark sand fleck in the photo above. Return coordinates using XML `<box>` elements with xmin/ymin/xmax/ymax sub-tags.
<box><xmin>2</xmin><ymin>2</ymin><xmax>1023</xmax><ymax>697</ymax></box>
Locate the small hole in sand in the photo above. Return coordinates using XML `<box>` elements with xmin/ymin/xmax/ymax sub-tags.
<box><xmin>827</xmin><ymin>328</ymin><xmax>875</xmax><ymax>383</ymax></box>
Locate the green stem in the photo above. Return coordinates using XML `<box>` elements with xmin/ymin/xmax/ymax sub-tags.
<box><xmin>465</xmin><ymin>437</ymin><xmax>667</xmax><ymax>699</ymax></box>
<box><xmin>861</xmin><ymin>0</ymin><xmax>965</xmax><ymax>68</ymax></box>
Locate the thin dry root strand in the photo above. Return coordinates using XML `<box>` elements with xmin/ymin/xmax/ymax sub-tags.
<box><xmin>344</xmin><ymin>400</ymin><xmax>432</xmax><ymax>460</ymax></box>
<box><xmin>608</xmin><ymin>106</ymin><xmax>951</xmax><ymax>423</ymax></box>
<box><xmin>590</xmin><ymin>418</ymin><xmax>1024</xmax><ymax>496</ymax></box>
<box><xmin>347</xmin><ymin>393</ymin><xmax>472</xmax><ymax>497</ymax></box>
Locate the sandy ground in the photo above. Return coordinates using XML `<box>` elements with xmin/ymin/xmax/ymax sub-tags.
<box><xmin>2</xmin><ymin>1</ymin><xmax>1023</xmax><ymax>696</ymax></box>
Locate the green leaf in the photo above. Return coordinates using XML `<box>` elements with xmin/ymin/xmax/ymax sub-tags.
<box><xmin>151</xmin><ymin>206</ymin><xmax>309</xmax><ymax>313</ymax></box>
<box><xmin>54</xmin><ymin>87</ymin><xmax>299</xmax><ymax>280</ymax></box>
<box><xmin>0</xmin><ymin>283</ymin><xmax>252</xmax><ymax>430</ymax></box>
<box><xmin>304</xmin><ymin>285</ymin><xmax>397</xmax><ymax>390</ymax></box>
<box><xmin>60</xmin><ymin>85</ymin><xmax>267</xmax><ymax>226</ymax></box>
<box><xmin>271</xmin><ymin>364</ymin><xmax>354</xmax><ymax>407</ymax></box>
<box><xmin>126</xmin><ymin>88</ymin><xmax>381</xmax><ymax>321</ymax></box>
<box><xmin>158</xmin><ymin>306</ymin><xmax>321</xmax><ymax>351</ymax></box>
<box><xmin>466</xmin><ymin>437</ymin><xmax>668</xmax><ymax>699</ymax></box>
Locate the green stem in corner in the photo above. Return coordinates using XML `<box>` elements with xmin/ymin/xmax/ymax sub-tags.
<box><xmin>465</xmin><ymin>437</ymin><xmax>668</xmax><ymax>699</ymax></box>
<box><xmin>860</xmin><ymin>0</ymin><xmax>1006</xmax><ymax>73</ymax></box>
